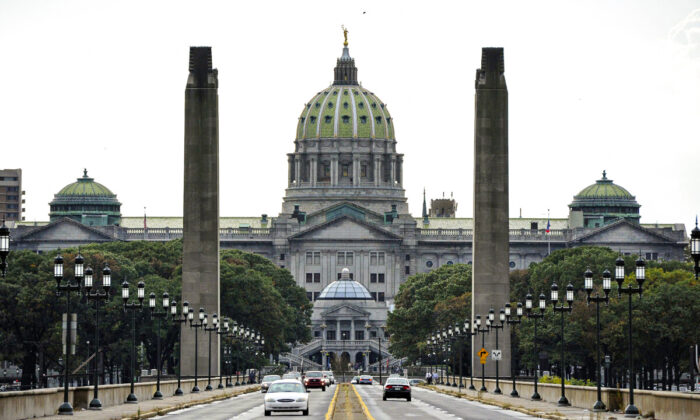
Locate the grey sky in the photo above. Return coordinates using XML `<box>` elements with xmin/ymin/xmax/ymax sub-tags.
<box><xmin>1</xmin><ymin>0</ymin><xmax>699</xmax><ymax>231</ymax></box>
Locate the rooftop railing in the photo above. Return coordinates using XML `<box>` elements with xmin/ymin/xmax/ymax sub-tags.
<box><xmin>123</xmin><ymin>227</ymin><xmax>272</xmax><ymax>240</ymax></box>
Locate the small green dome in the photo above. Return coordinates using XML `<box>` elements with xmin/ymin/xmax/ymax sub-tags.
<box><xmin>569</xmin><ymin>171</ymin><xmax>640</xmax><ymax>228</ymax></box>
<box><xmin>574</xmin><ymin>171</ymin><xmax>634</xmax><ymax>199</ymax></box>
<box><xmin>57</xmin><ymin>169</ymin><xmax>115</xmax><ymax>196</ymax></box>
<box><xmin>50</xmin><ymin>169</ymin><xmax>121</xmax><ymax>226</ymax></box>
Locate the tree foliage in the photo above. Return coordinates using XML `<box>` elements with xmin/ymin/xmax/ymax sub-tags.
<box><xmin>0</xmin><ymin>240</ymin><xmax>311</xmax><ymax>388</ymax></box>
<box><xmin>387</xmin><ymin>264</ymin><xmax>472</xmax><ymax>362</ymax></box>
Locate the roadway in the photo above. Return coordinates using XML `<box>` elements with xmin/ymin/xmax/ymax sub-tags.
<box><xmin>155</xmin><ymin>382</ymin><xmax>539</xmax><ymax>420</ymax></box>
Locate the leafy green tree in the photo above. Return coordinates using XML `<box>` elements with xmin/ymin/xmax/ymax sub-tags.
<box><xmin>387</xmin><ymin>264</ymin><xmax>472</xmax><ymax>362</ymax></box>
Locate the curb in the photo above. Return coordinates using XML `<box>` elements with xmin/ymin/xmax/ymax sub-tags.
<box><xmin>122</xmin><ymin>385</ymin><xmax>260</xmax><ymax>419</ymax></box>
<box><xmin>351</xmin><ymin>384</ymin><xmax>375</xmax><ymax>420</ymax></box>
<box><xmin>325</xmin><ymin>385</ymin><xmax>340</xmax><ymax>420</ymax></box>
<box><xmin>421</xmin><ymin>385</ymin><xmax>568</xmax><ymax>420</ymax></box>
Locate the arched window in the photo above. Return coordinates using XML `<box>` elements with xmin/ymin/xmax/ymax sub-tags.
<box><xmin>342</xmin><ymin>115</ymin><xmax>350</xmax><ymax>123</ymax></box>
<box><xmin>325</xmin><ymin>116</ymin><xmax>332</xmax><ymax>123</ymax></box>
<box><xmin>360</xmin><ymin>116</ymin><xmax>367</xmax><ymax>124</ymax></box>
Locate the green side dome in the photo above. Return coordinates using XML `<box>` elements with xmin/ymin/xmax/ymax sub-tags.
<box><xmin>57</xmin><ymin>169</ymin><xmax>115</xmax><ymax>196</ymax></box>
<box><xmin>296</xmin><ymin>46</ymin><xmax>395</xmax><ymax>140</ymax></box>
<box><xmin>50</xmin><ymin>169</ymin><xmax>121</xmax><ymax>226</ymax></box>
<box><xmin>569</xmin><ymin>171</ymin><xmax>640</xmax><ymax>228</ymax></box>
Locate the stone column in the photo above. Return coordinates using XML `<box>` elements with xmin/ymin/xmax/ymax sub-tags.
<box><xmin>352</xmin><ymin>155</ymin><xmax>359</xmax><ymax>186</ymax></box>
<box><xmin>390</xmin><ymin>157</ymin><xmax>396</xmax><ymax>185</ymax></box>
<box><xmin>294</xmin><ymin>156</ymin><xmax>301</xmax><ymax>186</ymax></box>
<box><xmin>374</xmin><ymin>157</ymin><xmax>381</xmax><ymax>186</ymax></box>
<box><xmin>471</xmin><ymin>47</ymin><xmax>510</xmax><ymax>377</ymax></box>
<box><xmin>350</xmin><ymin>320</ymin><xmax>355</xmax><ymax>341</ymax></box>
<box><xmin>182</xmin><ymin>46</ymin><xmax>220</xmax><ymax>377</ymax></box>
<box><xmin>310</xmin><ymin>156</ymin><xmax>317</xmax><ymax>186</ymax></box>
<box><xmin>288</xmin><ymin>155</ymin><xmax>294</xmax><ymax>187</ymax></box>
<box><xmin>331</xmin><ymin>156</ymin><xmax>338</xmax><ymax>186</ymax></box>
<box><xmin>336</xmin><ymin>320</ymin><xmax>341</xmax><ymax>339</ymax></box>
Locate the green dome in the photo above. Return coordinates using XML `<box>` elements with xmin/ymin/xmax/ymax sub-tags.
<box><xmin>569</xmin><ymin>171</ymin><xmax>640</xmax><ymax>228</ymax></box>
<box><xmin>57</xmin><ymin>169</ymin><xmax>115</xmax><ymax>196</ymax></box>
<box><xmin>296</xmin><ymin>86</ymin><xmax>394</xmax><ymax>140</ymax></box>
<box><xmin>50</xmin><ymin>170</ymin><xmax>121</xmax><ymax>226</ymax></box>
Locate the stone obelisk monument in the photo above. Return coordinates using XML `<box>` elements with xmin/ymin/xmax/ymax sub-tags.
<box><xmin>472</xmin><ymin>48</ymin><xmax>510</xmax><ymax>378</ymax></box>
<box><xmin>181</xmin><ymin>47</ymin><xmax>220</xmax><ymax>377</ymax></box>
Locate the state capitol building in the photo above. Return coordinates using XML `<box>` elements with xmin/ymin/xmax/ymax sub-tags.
<box><xmin>6</xmin><ymin>42</ymin><xmax>688</xmax><ymax>369</ymax></box>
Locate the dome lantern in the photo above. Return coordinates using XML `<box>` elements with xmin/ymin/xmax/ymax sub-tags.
<box><xmin>317</xmin><ymin>267</ymin><xmax>373</xmax><ymax>300</ymax></box>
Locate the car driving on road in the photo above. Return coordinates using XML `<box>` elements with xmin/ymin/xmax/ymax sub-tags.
<box><xmin>260</xmin><ymin>374</ymin><xmax>282</xmax><ymax>393</ymax></box>
<box><xmin>303</xmin><ymin>371</ymin><xmax>326</xmax><ymax>391</ymax></box>
<box><xmin>383</xmin><ymin>377</ymin><xmax>411</xmax><ymax>401</ymax></box>
<box><xmin>322</xmin><ymin>370</ymin><xmax>335</xmax><ymax>385</ymax></box>
<box><xmin>282</xmin><ymin>372</ymin><xmax>301</xmax><ymax>381</ymax></box>
<box><xmin>264</xmin><ymin>379</ymin><xmax>309</xmax><ymax>416</ymax></box>
<box><xmin>358</xmin><ymin>375</ymin><xmax>373</xmax><ymax>385</ymax></box>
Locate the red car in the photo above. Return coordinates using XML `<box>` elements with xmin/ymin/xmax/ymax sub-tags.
<box><xmin>303</xmin><ymin>371</ymin><xmax>326</xmax><ymax>391</ymax></box>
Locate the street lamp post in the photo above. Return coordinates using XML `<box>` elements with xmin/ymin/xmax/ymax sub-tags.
<box><xmin>489</xmin><ymin>308</ymin><xmax>506</xmax><ymax>394</ymax></box>
<box><xmin>0</xmin><ymin>217</ymin><xmax>10</xmax><ymax>278</ymax></box>
<box><xmin>216</xmin><ymin>319</ymin><xmax>230</xmax><ymax>389</ymax></box>
<box><xmin>474</xmin><ymin>315</ymin><xmax>490</xmax><ymax>392</ymax></box>
<box><xmin>203</xmin><ymin>313</ymin><xmax>218</xmax><ymax>391</ymax></box>
<box><xmin>85</xmin><ymin>263</ymin><xmax>111</xmax><ymax>410</ymax></box>
<box><xmin>148</xmin><ymin>291</ymin><xmax>169</xmax><ymax>399</ymax></box>
<box><xmin>505</xmin><ymin>302</ymin><xmax>523</xmax><ymax>397</ymax></box>
<box><xmin>188</xmin><ymin>307</ymin><xmax>205</xmax><ymax>392</ymax></box>
<box><xmin>691</xmin><ymin>218</ymin><xmax>700</xmax><ymax>281</ymax></box>
<box><xmin>121</xmin><ymin>279</ymin><xmax>145</xmax><ymax>404</ymax></box>
<box><xmin>550</xmin><ymin>281</ymin><xmax>574</xmax><ymax>406</ymax></box>
<box><xmin>615</xmin><ymin>255</ymin><xmax>645</xmax><ymax>417</ymax></box>
<box><xmin>465</xmin><ymin>319</ymin><xmax>478</xmax><ymax>391</ymax></box>
<box><xmin>53</xmin><ymin>250</ymin><xmax>83</xmax><ymax>415</ymax></box>
<box><xmin>525</xmin><ymin>292</ymin><xmax>546</xmax><ymax>401</ymax></box>
<box><xmin>443</xmin><ymin>328</ymin><xmax>451</xmax><ymax>386</ymax></box>
<box><xmin>377</xmin><ymin>329</ymin><xmax>384</xmax><ymax>386</ymax></box>
<box><xmin>448</xmin><ymin>326</ymin><xmax>458</xmax><ymax>387</ymax></box>
<box><xmin>170</xmin><ymin>300</ymin><xmax>189</xmax><ymax>396</ymax></box>
<box><xmin>584</xmin><ymin>268</ymin><xmax>612</xmax><ymax>412</ymax></box>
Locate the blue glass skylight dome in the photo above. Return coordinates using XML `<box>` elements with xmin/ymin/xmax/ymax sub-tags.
<box><xmin>317</xmin><ymin>268</ymin><xmax>372</xmax><ymax>300</ymax></box>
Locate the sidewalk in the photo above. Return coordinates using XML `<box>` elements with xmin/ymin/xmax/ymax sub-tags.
<box><xmin>35</xmin><ymin>384</ymin><xmax>259</xmax><ymax>420</ymax></box>
<box><xmin>429</xmin><ymin>384</ymin><xmax>635</xmax><ymax>420</ymax></box>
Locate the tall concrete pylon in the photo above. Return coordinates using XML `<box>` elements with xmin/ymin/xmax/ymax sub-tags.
<box><xmin>472</xmin><ymin>47</ymin><xmax>511</xmax><ymax>378</ymax></box>
<box><xmin>181</xmin><ymin>47</ymin><xmax>220</xmax><ymax>377</ymax></box>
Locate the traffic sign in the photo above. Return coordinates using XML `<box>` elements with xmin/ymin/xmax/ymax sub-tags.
<box><xmin>478</xmin><ymin>347</ymin><xmax>489</xmax><ymax>364</ymax></box>
<box><xmin>491</xmin><ymin>349</ymin><xmax>502</xmax><ymax>361</ymax></box>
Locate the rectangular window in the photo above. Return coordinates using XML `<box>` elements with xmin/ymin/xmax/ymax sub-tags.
<box><xmin>370</xmin><ymin>253</ymin><xmax>377</xmax><ymax>266</ymax></box>
<box><xmin>405</xmin><ymin>266</ymin><xmax>410</xmax><ymax>275</ymax></box>
<box><xmin>337</xmin><ymin>252</ymin><xmax>345</xmax><ymax>265</ymax></box>
<box><xmin>306</xmin><ymin>292</ymin><xmax>313</xmax><ymax>301</ymax></box>
<box><xmin>314</xmin><ymin>330</ymin><xmax>321</xmax><ymax>338</ymax></box>
<box><xmin>371</xmin><ymin>292</ymin><xmax>377</xmax><ymax>301</ymax></box>
<box><xmin>306</xmin><ymin>252</ymin><xmax>313</xmax><ymax>265</ymax></box>
<box><xmin>313</xmin><ymin>291</ymin><xmax>320</xmax><ymax>300</ymax></box>
<box><xmin>314</xmin><ymin>273</ymin><xmax>321</xmax><ymax>283</ymax></box>
<box><xmin>337</xmin><ymin>251</ymin><xmax>353</xmax><ymax>266</ymax></box>
<box><xmin>314</xmin><ymin>252</ymin><xmax>320</xmax><ymax>265</ymax></box>
<box><xmin>341</xmin><ymin>331</ymin><xmax>350</xmax><ymax>340</ymax></box>
<box><xmin>280</xmin><ymin>253</ymin><xmax>285</xmax><ymax>261</ymax></box>
<box><xmin>378</xmin><ymin>273</ymin><xmax>385</xmax><ymax>283</ymax></box>
<box><xmin>342</xmin><ymin>165</ymin><xmax>349</xmax><ymax>177</ymax></box>
<box><xmin>306</xmin><ymin>273</ymin><xmax>313</xmax><ymax>283</ymax></box>
<box><xmin>378</xmin><ymin>292</ymin><xmax>385</xmax><ymax>302</ymax></box>
<box><xmin>378</xmin><ymin>253</ymin><xmax>385</xmax><ymax>265</ymax></box>
<box><xmin>326</xmin><ymin>330</ymin><xmax>336</xmax><ymax>340</ymax></box>
<box><xmin>355</xmin><ymin>331</ymin><xmax>364</xmax><ymax>340</ymax></box>
<box><xmin>370</xmin><ymin>273</ymin><xmax>377</xmax><ymax>283</ymax></box>
<box><xmin>307</xmin><ymin>251</ymin><xmax>320</xmax><ymax>265</ymax></box>
<box><xmin>347</xmin><ymin>252</ymin><xmax>353</xmax><ymax>265</ymax></box>
<box><xmin>361</xmin><ymin>164</ymin><xmax>367</xmax><ymax>178</ymax></box>
<box><xmin>405</xmin><ymin>254</ymin><xmax>411</xmax><ymax>261</ymax></box>
<box><xmin>370</xmin><ymin>330</ymin><xmax>377</xmax><ymax>338</ymax></box>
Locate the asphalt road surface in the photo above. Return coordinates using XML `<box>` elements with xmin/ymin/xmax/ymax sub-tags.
<box><xmin>354</xmin><ymin>384</ymin><xmax>539</xmax><ymax>420</ymax></box>
<box><xmin>156</xmin><ymin>383</ymin><xmax>539</xmax><ymax>420</ymax></box>
<box><xmin>154</xmin><ymin>385</ymin><xmax>335</xmax><ymax>420</ymax></box>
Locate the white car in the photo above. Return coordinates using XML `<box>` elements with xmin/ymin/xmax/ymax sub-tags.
<box><xmin>322</xmin><ymin>370</ymin><xmax>335</xmax><ymax>385</ymax></box>
<box><xmin>264</xmin><ymin>379</ymin><xmax>309</xmax><ymax>416</ymax></box>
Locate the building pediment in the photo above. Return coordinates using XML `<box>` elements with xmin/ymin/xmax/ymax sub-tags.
<box><xmin>321</xmin><ymin>303</ymin><xmax>371</xmax><ymax>318</ymax></box>
<box><xmin>15</xmin><ymin>217</ymin><xmax>116</xmax><ymax>242</ymax></box>
<box><xmin>572</xmin><ymin>219</ymin><xmax>678</xmax><ymax>244</ymax></box>
<box><xmin>289</xmin><ymin>215</ymin><xmax>402</xmax><ymax>242</ymax></box>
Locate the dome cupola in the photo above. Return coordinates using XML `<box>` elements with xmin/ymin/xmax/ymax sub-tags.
<box><xmin>317</xmin><ymin>267</ymin><xmax>372</xmax><ymax>300</ymax></box>
<box><xmin>49</xmin><ymin>169</ymin><xmax>122</xmax><ymax>226</ymax></box>
<box><xmin>568</xmin><ymin>171</ymin><xmax>640</xmax><ymax>228</ymax></box>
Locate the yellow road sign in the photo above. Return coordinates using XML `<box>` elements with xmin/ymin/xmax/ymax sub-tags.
<box><xmin>478</xmin><ymin>348</ymin><xmax>489</xmax><ymax>364</ymax></box>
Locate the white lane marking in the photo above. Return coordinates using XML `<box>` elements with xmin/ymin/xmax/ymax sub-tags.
<box><xmin>412</xmin><ymin>387</ymin><xmax>539</xmax><ymax>419</ymax></box>
<box><xmin>228</xmin><ymin>403</ymin><xmax>263</xmax><ymax>420</ymax></box>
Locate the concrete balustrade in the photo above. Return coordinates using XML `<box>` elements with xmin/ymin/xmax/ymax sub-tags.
<box><xmin>0</xmin><ymin>378</ymin><xmax>236</xmax><ymax>419</ymax></box>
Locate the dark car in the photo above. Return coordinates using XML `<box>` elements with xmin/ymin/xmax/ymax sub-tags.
<box><xmin>383</xmin><ymin>378</ymin><xmax>411</xmax><ymax>401</ymax></box>
<box><xmin>303</xmin><ymin>371</ymin><xmax>326</xmax><ymax>391</ymax></box>
<box><xmin>261</xmin><ymin>375</ymin><xmax>282</xmax><ymax>393</ymax></box>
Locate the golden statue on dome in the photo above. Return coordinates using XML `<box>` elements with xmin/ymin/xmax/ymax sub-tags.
<box><xmin>342</xmin><ymin>25</ymin><xmax>348</xmax><ymax>47</ymax></box>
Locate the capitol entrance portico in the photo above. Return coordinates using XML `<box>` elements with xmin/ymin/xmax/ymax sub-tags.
<box><xmin>290</xmin><ymin>268</ymin><xmax>391</xmax><ymax>371</ymax></box>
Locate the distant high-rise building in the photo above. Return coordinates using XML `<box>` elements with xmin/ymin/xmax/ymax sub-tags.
<box><xmin>0</xmin><ymin>169</ymin><xmax>24</xmax><ymax>221</ymax></box>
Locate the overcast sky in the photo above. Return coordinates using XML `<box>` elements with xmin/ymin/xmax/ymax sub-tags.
<box><xmin>2</xmin><ymin>0</ymin><xmax>699</xmax><ymax>231</ymax></box>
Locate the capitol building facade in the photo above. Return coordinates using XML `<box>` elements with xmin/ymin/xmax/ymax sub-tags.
<box><xmin>7</xmin><ymin>43</ymin><xmax>688</xmax><ymax>370</ymax></box>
